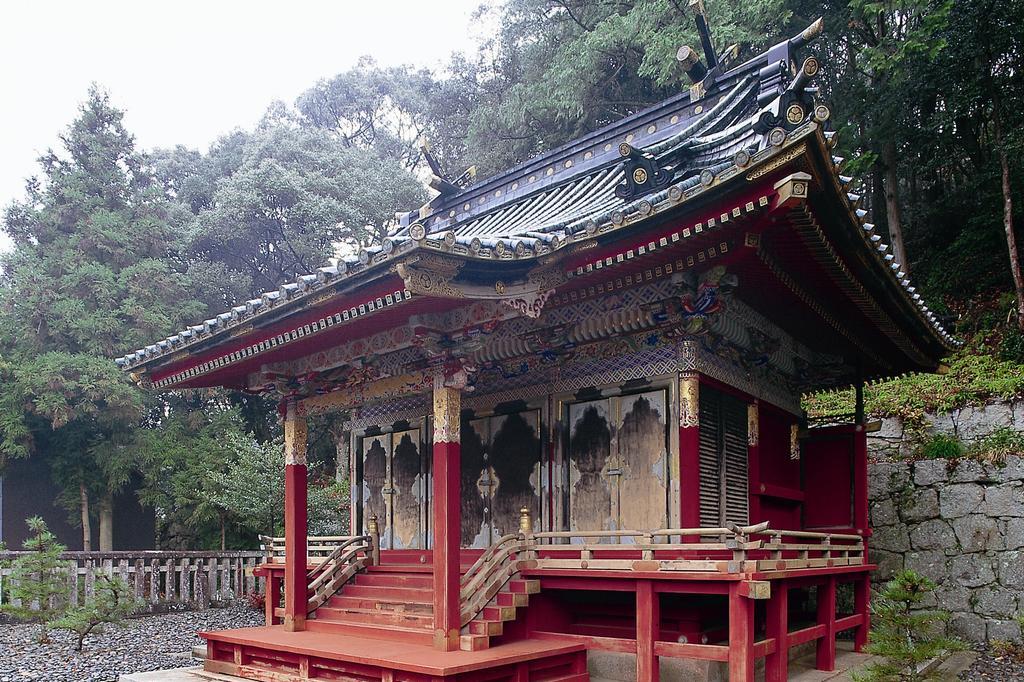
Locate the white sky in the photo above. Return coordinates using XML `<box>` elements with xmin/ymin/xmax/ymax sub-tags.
<box><xmin>0</xmin><ymin>0</ymin><xmax>490</xmax><ymax>251</ymax></box>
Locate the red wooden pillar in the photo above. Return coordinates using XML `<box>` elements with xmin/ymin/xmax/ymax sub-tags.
<box><xmin>636</xmin><ymin>580</ymin><xmax>660</xmax><ymax>681</ymax></box>
<box><xmin>679</xmin><ymin>369</ymin><xmax>700</xmax><ymax>527</ymax></box>
<box><xmin>765</xmin><ymin>582</ymin><xmax>788</xmax><ymax>682</ymax></box>
<box><xmin>816</xmin><ymin>576</ymin><xmax>837</xmax><ymax>670</ymax></box>
<box><xmin>282</xmin><ymin>399</ymin><xmax>308</xmax><ymax>632</ymax></box>
<box><xmin>728</xmin><ymin>582</ymin><xmax>755</xmax><ymax>682</ymax></box>
<box><xmin>854</xmin><ymin>574</ymin><xmax>871</xmax><ymax>652</ymax></box>
<box><xmin>747</xmin><ymin>401</ymin><xmax>761</xmax><ymax>523</ymax></box>
<box><xmin>265</xmin><ymin>573</ymin><xmax>281</xmax><ymax>625</ymax></box>
<box><xmin>432</xmin><ymin>379</ymin><xmax>462</xmax><ymax>651</ymax></box>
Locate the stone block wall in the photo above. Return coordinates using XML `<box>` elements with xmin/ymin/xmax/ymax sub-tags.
<box><xmin>868</xmin><ymin>454</ymin><xmax>1024</xmax><ymax>642</ymax></box>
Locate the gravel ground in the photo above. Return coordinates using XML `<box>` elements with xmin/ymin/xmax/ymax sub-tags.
<box><xmin>0</xmin><ymin>606</ymin><xmax>264</xmax><ymax>682</ymax></box>
<box><xmin>958</xmin><ymin>643</ymin><xmax>1024</xmax><ymax>681</ymax></box>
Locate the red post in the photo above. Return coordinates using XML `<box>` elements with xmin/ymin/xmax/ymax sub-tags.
<box><xmin>282</xmin><ymin>399</ymin><xmax>308</xmax><ymax>632</ymax></box>
<box><xmin>854</xmin><ymin>425</ymin><xmax>869</xmax><ymax>535</ymax></box>
<box><xmin>765</xmin><ymin>582</ymin><xmax>788</xmax><ymax>682</ymax></box>
<box><xmin>265</xmin><ymin>573</ymin><xmax>281</xmax><ymax>625</ymax></box>
<box><xmin>636</xmin><ymin>580</ymin><xmax>660</xmax><ymax>681</ymax></box>
<box><xmin>679</xmin><ymin>372</ymin><xmax>700</xmax><ymax>527</ymax></box>
<box><xmin>747</xmin><ymin>402</ymin><xmax>761</xmax><ymax>523</ymax></box>
<box><xmin>816</xmin><ymin>576</ymin><xmax>837</xmax><ymax>670</ymax></box>
<box><xmin>432</xmin><ymin>380</ymin><xmax>462</xmax><ymax>651</ymax></box>
<box><xmin>728</xmin><ymin>582</ymin><xmax>755</xmax><ymax>682</ymax></box>
<box><xmin>854</xmin><ymin>574</ymin><xmax>871</xmax><ymax>652</ymax></box>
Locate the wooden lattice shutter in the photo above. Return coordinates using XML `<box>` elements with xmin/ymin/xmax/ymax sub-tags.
<box><xmin>722</xmin><ymin>397</ymin><xmax>749</xmax><ymax>525</ymax></box>
<box><xmin>698</xmin><ymin>389</ymin><xmax>722</xmax><ymax>527</ymax></box>
<box><xmin>697</xmin><ymin>387</ymin><xmax>750</xmax><ymax>527</ymax></box>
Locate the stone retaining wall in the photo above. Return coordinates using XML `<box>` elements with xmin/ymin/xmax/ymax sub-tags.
<box><xmin>867</xmin><ymin>453</ymin><xmax>1024</xmax><ymax>642</ymax></box>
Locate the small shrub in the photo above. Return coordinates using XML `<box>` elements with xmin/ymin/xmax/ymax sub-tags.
<box><xmin>246</xmin><ymin>590</ymin><xmax>266</xmax><ymax>612</ymax></box>
<box><xmin>917</xmin><ymin>433</ymin><xmax>964</xmax><ymax>460</ymax></box>
<box><xmin>966</xmin><ymin>427</ymin><xmax>1024</xmax><ymax>465</ymax></box>
<box><xmin>50</xmin><ymin>575</ymin><xmax>143</xmax><ymax>651</ymax></box>
<box><xmin>991</xmin><ymin>639</ymin><xmax>1024</xmax><ymax>663</ymax></box>
<box><xmin>999</xmin><ymin>327</ymin><xmax>1024</xmax><ymax>363</ymax></box>
<box><xmin>2</xmin><ymin>517</ymin><xmax>68</xmax><ymax>643</ymax></box>
<box><xmin>855</xmin><ymin>570</ymin><xmax>962</xmax><ymax>681</ymax></box>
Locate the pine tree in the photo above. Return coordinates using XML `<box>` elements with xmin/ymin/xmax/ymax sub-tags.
<box><xmin>51</xmin><ymin>574</ymin><xmax>143</xmax><ymax>651</ymax></box>
<box><xmin>0</xmin><ymin>86</ymin><xmax>207</xmax><ymax>550</ymax></box>
<box><xmin>3</xmin><ymin>517</ymin><xmax>69</xmax><ymax>643</ymax></box>
<box><xmin>855</xmin><ymin>570</ymin><xmax>962</xmax><ymax>681</ymax></box>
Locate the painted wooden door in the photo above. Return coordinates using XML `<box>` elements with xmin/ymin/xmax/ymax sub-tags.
<box><xmin>461</xmin><ymin>410</ymin><xmax>542</xmax><ymax>548</ymax></box>
<box><xmin>359</xmin><ymin>429</ymin><xmax>428</xmax><ymax>549</ymax></box>
<box><xmin>567</xmin><ymin>390</ymin><xmax>669</xmax><ymax>538</ymax></box>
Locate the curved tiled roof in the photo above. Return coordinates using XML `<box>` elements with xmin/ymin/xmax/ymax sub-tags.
<box><xmin>116</xmin><ymin>19</ymin><xmax>956</xmax><ymax>374</ymax></box>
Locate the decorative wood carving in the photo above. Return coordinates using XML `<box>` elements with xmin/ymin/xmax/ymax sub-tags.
<box><xmin>396</xmin><ymin>255</ymin><xmax>465</xmax><ymax>298</ymax></box>
<box><xmin>433</xmin><ymin>381</ymin><xmax>462</xmax><ymax>444</ymax></box>
<box><xmin>679</xmin><ymin>375</ymin><xmax>700</xmax><ymax>429</ymax></box>
<box><xmin>747</xmin><ymin>402</ymin><xmax>760</xmax><ymax>447</ymax></box>
<box><xmin>283</xmin><ymin>401</ymin><xmax>308</xmax><ymax>466</ymax></box>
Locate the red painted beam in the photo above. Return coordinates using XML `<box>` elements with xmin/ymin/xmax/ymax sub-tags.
<box><xmin>816</xmin><ymin>576</ymin><xmax>837</xmax><ymax>671</ymax></box>
<box><xmin>653</xmin><ymin>641</ymin><xmax>729</xmax><ymax>662</ymax></box>
<box><xmin>854</xmin><ymin>426</ymin><xmax>869</xmax><ymax>537</ymax></box>
<box><xmin>432</xmin><ymin>384</ymin><xmax>462</xmax><ymax>652</ymax></box>
<box><xmin>636</xmin><ymin>580</ymin><xmax>660</xmax><ymax>681</ymax></box>
<box><xmin>265</xmin><ymin>573</ymin><xmax>281</xmax><ymax>626</ymax></box>
<box><xmin>282</xmin><ymin>399</ymin><xmax>308</xmax><ymax>633</ymax></box>
<box><xmin>835</xmin><ymin>613</ymin><xmax>864</xmax><ymax>632</ymax></box>
<box><xmin>854</xmin><ymin>573</ymin><xmax>871</xmax><ymax>652</ymax></box>
<box><xmin>532</xmin><ymin>631</ymin><xmax>637</xmax><ymax>654</ymax></box>
<box><xmin>765</xmin><ymin>583</ymin><xmax>788</xmax><ymax>682</ymax></box>
<box><xmin>283</xmin><ymin>462</ymin><xmax>308</xmax><ymax>631</ymax></box>
<box><xmin>679</xmin><ymin>373</ymin><xmax>700</xmax><ymax>527</ymax></box>
<box><xmin>787</xmin><ymin>623</ymin><xmax>827</xmax><ymax>647</ymax></box>
<box><xmin>747</xmin><ymin>402</ymin><xmax>762</xmax><ymax>523</ymax></box>
<box><xmin>728</xmin><ymin>582</ymin><xmax>755</xmax><ymax>682</ymax></box>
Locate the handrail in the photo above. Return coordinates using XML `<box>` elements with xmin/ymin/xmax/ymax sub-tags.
<box><xmin>307</xmin><ymin>535</ymin><xmax>371</xmax><ymax>579</ymax></box>
<box><xmin>307</xmin><ymin>542</ymin><xmax>370</xmax><ymax>595</ymax></box>
<box><xmin>461</xmin><ymin>533</ymin><xmax>520</xmax><ymax>588</ymax></box>
<box><xmin>455</xmin><ymin>520</ymin><xmax>865</xmax><ymax>629</ymax></box>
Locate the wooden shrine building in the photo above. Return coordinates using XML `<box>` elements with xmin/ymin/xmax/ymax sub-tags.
<box><xmin>118</xmin><ymin>15</ymin><xmax>953</xmax><ymax>682</ymax></box>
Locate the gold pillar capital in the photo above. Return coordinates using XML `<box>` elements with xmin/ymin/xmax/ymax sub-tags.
<box><xmin>283</xmin><ymin>399</ymin><xmax>308</xmax><ymax>466</ymax></box>
<box><xmin>679</xmin><ymin>374</ymin><xmax>699</xmax><ymax>429</ymax></box>
<box><xmin>747</xmin><ymin>402</ymin><xmax>760</xmax><ymax>447</ymax></box>
<box><xmin>432</xmin><ymin>384</ymin><xmax>461</xmax><ymax>444</ymax></box>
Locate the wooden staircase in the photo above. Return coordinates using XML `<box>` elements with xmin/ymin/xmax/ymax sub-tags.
<box><xmin>460</xmin><ymin>575</ymin><xmax>540</xmax><ymax>651</ymax></box>
<box><xmin>308</xmin><ymin>563</ymin><xmax>539</xmax><ymax>652</ymax></box>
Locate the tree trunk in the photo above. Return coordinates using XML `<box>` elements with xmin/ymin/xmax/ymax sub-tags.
<box><xmin>220</xmin><ymin>512</ymin><xmax>227</xmax><ymax>552</ymax></box>
<box><xmin>334</xmin><ymin>429</ymin><xmax>350</xmax><ymax>484</ymax></box>
<box><xmin>79</xmin><ymin>482</ymin><xmax>92</xmax><ymax>552</ymax></box>
<box><xmin>332</xmin><ymin>426</ymin><xmax>352</xmax><ymax>533</ymax></box>
<box><xmin>994</xmin><ymin>108</ymin><xmax>1024</xmax><ymax>328</ymax></box>
<box><xmin>881</xmin><ymin>140</ymin><xmax>910</xmax><ymax>274</ymax></box>
<box><xmin>98</xmin><ymin>493</ymin><xmax>113</xmax><ymax>552</ymax></box>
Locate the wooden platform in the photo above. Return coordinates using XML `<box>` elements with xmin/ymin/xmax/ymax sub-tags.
<box><xmin>202</xmin><ymin>626</ymin><xmax>588</xmax><ymax>681</ymax></box>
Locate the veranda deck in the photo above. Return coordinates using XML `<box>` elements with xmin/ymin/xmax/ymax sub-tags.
<box><xmin>203</xmin><ymin>626</ymin><xmax>587</xmax><ymax>681</ymax></box>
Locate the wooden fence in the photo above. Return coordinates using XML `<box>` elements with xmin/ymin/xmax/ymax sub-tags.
<box><xmin>0</xmin><ymin>550</ymin><xmax>264</xmax><ymax>612</ymax></box>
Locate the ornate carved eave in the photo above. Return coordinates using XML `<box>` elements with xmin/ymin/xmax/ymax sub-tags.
<box><xmin>396</xmin><ymin>255</ymin><xmax>567</xmax><ymax>320</ymax></box>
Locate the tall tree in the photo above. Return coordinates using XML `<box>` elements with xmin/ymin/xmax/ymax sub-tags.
<box><xmin>0</xmin><ymin>86</ymin><xmax>206</xmax><ymax>550</ymax></box>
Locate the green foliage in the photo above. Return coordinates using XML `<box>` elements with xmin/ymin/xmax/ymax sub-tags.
<box><xmin>0</xmin><ymin>87</ymin><xmax>209</xmax><ymax>541</ymax></box>
<box><xmin>2</xmin><ymin>518</ymin><xmax>68</xmax><ymax>643</ymax></box>
<box><xmin>855</xmin><ymin>570</ymin><xmax>962</xmax><ymax>681</ymax></box>
<box><xmin>204</xmin><ymin>432</ymin><xmax>349</xmax><ymax>537</ymax></box>
<box><xmin>806</xmin><ymin>344</ymin><xmax>1024</xmax><ymax>439</ymax></box>
<box><xmin>50</xmin><ymin>575</ymin><xmax>142</xmax><ymax>651</ymax></box>
<box><xmin>917</xmin><ymin>433</ymin><xmax>964</xmax><ymax>460</ymax></box>
<box><xmin>965</xmin><ymin>427</ymin><xmax>1024</xmax><ymax>465</ymax></box>
<box><xmin>457</xmin><ymin>0</ymin><xmax>792</xmax><ymax>175</ymax></box>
